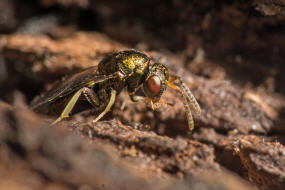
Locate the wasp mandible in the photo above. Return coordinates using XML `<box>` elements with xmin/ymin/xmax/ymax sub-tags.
<box><xmin>31</xmin><ymin>50</ymin><xmax>201</xmax><ymax>130</ymax></box>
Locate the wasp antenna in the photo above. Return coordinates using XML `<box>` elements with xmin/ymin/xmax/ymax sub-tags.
<box><xmin>167</xmin><ymin>77</ymin><xmax>179</xmax><ymax>90</ymax></box>
<box><xmin>168</xmin><ymin>75</ymin><xmax>201</xmax><ymax>115</ymax></box>
<box><xmin>168</xmin><ymin>76</ymin><xmax>195</xmax><ymax>130</ymax></box>
<box><xmin>176</xmin><ymin>76</ymin><xmax>201</xmax><ymax>115</ymax></box>
<box><xmin>180</xmin><ymin>88</ymin><xmax>194</xmax><ymax>131</ymax></box>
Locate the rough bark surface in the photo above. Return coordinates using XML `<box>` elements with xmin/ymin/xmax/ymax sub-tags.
<box><xmin>0</xmin><ymin>1</ymin><xmax>284</xmax><ymax>190</ymax></box>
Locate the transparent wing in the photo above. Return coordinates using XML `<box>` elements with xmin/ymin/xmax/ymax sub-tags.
<box><xmin>31</xmin><ymin>66</ymin><xmax>114</xmax><ymax>109</ymax></box>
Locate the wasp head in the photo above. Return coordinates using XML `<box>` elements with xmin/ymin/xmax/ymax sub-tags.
<box><xmin>143</xmin><ymin>63</ymin><xmax>169</xmax><ymax>102</ymax></box>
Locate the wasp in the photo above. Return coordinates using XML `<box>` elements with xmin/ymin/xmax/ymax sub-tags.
<box><xmin>31</xmin><ymin>50</ymin><xmax>201</xmax><ymax>130</ymax></box>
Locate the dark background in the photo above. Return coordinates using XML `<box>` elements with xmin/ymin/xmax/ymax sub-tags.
<box><xmin>0</xmin><ymin>0</ymin><xmax>285</xmax><ymax>190</ymax></box>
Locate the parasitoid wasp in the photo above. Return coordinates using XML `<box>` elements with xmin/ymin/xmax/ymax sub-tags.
<box><xmin>31</xmin><ymin>50</ymin><xmax>201</xmax><ymax>130</ymax></box>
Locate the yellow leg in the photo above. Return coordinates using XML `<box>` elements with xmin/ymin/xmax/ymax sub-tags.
<box><xmin>92</xmin><ymin>88</ymin><xmax>117</xmax><ymax>123</ymax></box>
<box><xmin>52</xmin><ymin>88</ymin><xmax>85</xmax><ymax>125</ymax></box>
<box><xmin>52</xmin><ymin>87</ymin><xmax>99</xmax><ymax>125</ymax></box>
<box><xmin>129</xmin><ymin>92</ymin><xmax>157</xmax><ymax>110</ymax></box>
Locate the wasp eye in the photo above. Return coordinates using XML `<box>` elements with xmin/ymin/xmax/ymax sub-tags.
<box><xmin>147</xmin><ymin>75</ymin><xmax>161</xmax><ymax>94</ymax></box>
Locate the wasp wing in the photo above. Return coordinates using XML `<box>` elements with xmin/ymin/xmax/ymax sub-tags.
<box><xmin>31</xmin><ymin>66</ymin><xmax>114</xmax><ymax>110</ymax></box>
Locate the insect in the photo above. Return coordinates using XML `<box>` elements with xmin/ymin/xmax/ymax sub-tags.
<box><xmin>31</xmin><ymin>50</ymin><xmax>201</xmax><ymax>130</ymax></box>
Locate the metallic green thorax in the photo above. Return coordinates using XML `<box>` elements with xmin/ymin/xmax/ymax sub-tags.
<box><xmin>98</xmin><ymin>50</ymin><xmax>150</xmax><ymax>93</ymax></box>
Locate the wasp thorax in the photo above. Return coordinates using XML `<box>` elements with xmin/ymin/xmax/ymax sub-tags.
<box><xmin>143</xmin><ymin>63</ymin><xmax>169</xmax><ymax>99</ymax></box>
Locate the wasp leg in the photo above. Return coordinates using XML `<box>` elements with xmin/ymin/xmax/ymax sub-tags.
<box><xmin>119</xmin><ymin>90</ymin><xmax>138</xmax><ymax>110</ymax></box>
<box><xmin>128</xmin><ymin>89</ymin><xmax>148</xmax><ymax>105</ymax></box>
<box><xmin>82</xmin><ymin>87</ymin><xmax>100</xmax><ymax>107</ymax></box>
<box><xmin>52</xmin><ymin>87</ymin><xmax>99</xmax><ymax>125</ymax></box>
<box><xmin>129</xmin><ymin>92</ymin><xmax>146</xmax><ymax>102</ymax></box>
<box><xmin>128</xmin><ymin>91</ymin><xmax>156</xmax><ymax>110</ymax></box>
<box><xmin>93</xmin><ymin>88</ymin><xmax>117</xmax><ymax>123</ymax></box>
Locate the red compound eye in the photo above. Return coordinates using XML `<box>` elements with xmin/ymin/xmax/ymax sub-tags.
<box><xmin>147</xmin><ymin>75</ymin><xmax>161</xmax><ymax>94</ymax></box>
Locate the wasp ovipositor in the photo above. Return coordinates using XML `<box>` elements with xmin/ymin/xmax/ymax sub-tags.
<box><xmin>31</xmin><ymin>50</ymin><xmax>201</xmax><ymax>130</ymax></box>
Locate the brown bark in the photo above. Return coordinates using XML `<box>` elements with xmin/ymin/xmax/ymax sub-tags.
<box><xmin>0</xmin><ymin>1</ymin><xmax>285</xmax><ymax>190</ymax></box>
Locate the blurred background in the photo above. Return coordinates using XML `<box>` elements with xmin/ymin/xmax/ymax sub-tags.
<box><xmin>0</xmin><ymin>0</ymin><xmax>285</xmax><ymax>95</ymax></box>
<box><xmin>0</xmin><ymin>1</ymin><xmax>285</xmax><ymax>190</ymax></box>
